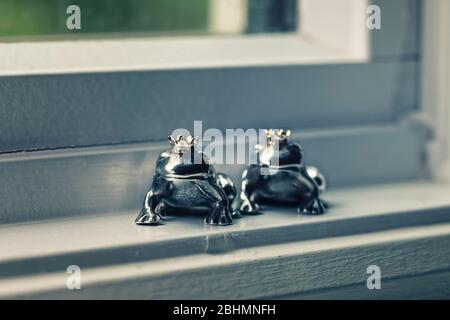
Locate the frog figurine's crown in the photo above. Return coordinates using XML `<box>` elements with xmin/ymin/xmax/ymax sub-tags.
<box><xmin>264</xmin><ymin>129</ymin><xmax>291</xmax><ymax>145</ymax></box>
<box><xmin>168</xmin><ymin>135</ymin><xmax>198</xmax><ymax>150</ymax></box>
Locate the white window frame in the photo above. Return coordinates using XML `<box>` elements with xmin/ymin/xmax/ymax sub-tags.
<box><xmin>0</xmin><ymin>0</ymin><xmax>369</xmax><ymax>76</ymax></box>
<box><xmin>422</xmin><ymin>0</ymin><xmax>450</xmax><ymax>181</ymax></box>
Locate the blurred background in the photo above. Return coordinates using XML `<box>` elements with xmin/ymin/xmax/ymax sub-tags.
<box><xmin>0</xmin><ymin>0</ymin><xmax>297</xmax><ymax>39</ymax></box>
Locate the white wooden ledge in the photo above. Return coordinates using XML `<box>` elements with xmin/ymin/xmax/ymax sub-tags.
<box><xmin>0</xmin><ymin>35</ymin><xmax>365</xmax><ymax>77</ymax></box>
<box><xmin>1</xmin><ymin>181</ymin><xmax>450</xmax><ymax>299</ymax></box>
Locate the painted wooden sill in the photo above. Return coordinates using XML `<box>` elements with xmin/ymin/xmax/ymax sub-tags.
<box><xmin>0</xmin><ymin>35</ymin><xmax>366</xmax><ymax>77</ymax></box>
<box><xmin>1</xmin><ymin>180</ymin><xmax>450</xmax><ymax>299</ymax></box>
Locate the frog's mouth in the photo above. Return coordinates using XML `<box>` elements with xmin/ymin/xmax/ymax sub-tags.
<box><xmin>260</xmin><ymin>163</ymin><xmax>302</xmax><ymax>175</ymax></box>
<box><xmin>164</xmin><ymin>173</ymin><xmax>210</xmax><ymax>180</ymax></box>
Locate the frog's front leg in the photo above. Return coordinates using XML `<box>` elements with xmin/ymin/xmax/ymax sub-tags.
<box><xmin>192</xmin><ymin>181</ymin><xmax>233</xmax><ymax>226</ymax></box>
<box><xmin>135</xmin><ymin>190</ymin><xmax>163</xmax><ymax>225</ymax></box>
<box><xmin>238</xmin><ymin>168</ymin><xmax>261</xmax><ymax>215</ymax></box>
<box><xmin>298</xmin><ymin>197</ymin><xmax>326</xmax><ymax>215</ymax></box>
<box><xmin>135</xmin><ymin>178</ymin><xmax>174</xmax><ymax>225</ymax></box>
<box><xmin>296</xmin><ymin>187</ymin><xmax>326</xmax><ymax>215</ymax></box>
<box><xmin>204</xmin><ymin>201</ymin><xmax>233</xmax><ymax>225</ymax></box>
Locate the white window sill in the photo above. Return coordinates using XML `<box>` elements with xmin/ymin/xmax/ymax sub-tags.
<box><xmin>0</xmin><ymin>35</ymin><xmax>368</xmax><ymax>76</ymax></box>
<box><xmin>1</xmin><ymin>180</ymin><xmax>450</xmax><ymax>299</ymax></box>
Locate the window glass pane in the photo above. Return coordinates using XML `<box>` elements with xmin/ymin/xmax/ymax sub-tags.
<box><xmin>0</xmin><ymin>0</ymin><xmax>298</xmax><ymax>40</ymax></box>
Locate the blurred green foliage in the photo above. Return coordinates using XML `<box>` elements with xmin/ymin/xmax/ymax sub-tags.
<box><xmin>0</xmin><ymin>0</ymin><xmax>210</xmax><ymax>38</ymax></box>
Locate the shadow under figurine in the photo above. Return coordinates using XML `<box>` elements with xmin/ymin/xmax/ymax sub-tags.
<box><xmin>239</xmin><ymin>129</ymin><xmax>327</xmax><ymax>215</ymax></box>
<box><xmin>135</xmin><ymin>135</ymin><xmax>239</xmax><ymax>226</ymax></box>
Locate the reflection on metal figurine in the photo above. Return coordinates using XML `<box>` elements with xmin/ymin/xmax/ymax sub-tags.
<box><xmin>135</xmin><ymin>135</ymin><xmax>239</xmax><ymax>226</ymax></box>
<box><xmin>239</xmin><ymin>129</ymin><xmax>327</xmax><ymax>215</ymax></box>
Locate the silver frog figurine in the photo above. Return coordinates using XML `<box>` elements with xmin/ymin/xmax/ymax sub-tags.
<box><xmin>135</xmin><ymin>135</ymin><xmax>238</xmax><ymax>226</ymax></box>
<box><xmin>239</xmin><ymin>129</ymin><xmax>327</xmax><ymax>215</ymax></box>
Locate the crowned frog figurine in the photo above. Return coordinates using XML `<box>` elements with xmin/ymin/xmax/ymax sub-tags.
<box><xmin>135</xmin><ymin>135</ymin><xmax>238</xmax><ymax>226</ymax></box>
<box><xmin>239</xmin><ymin>129</ymin><xmax>327</xmax><ymax>215</ymax></box>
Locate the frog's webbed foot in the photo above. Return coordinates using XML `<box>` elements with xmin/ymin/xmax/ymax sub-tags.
<box><xmin>205</xmin><ymin>202</ymin><xmax>233</xmax><ymax>226</ymax></box>
<box><xmin>298</xmin><ymin>197</ymin><xmax>327</xmax><ymax>215</ymax></box>
<box><xmin>231</xmin><ymin>209</ymin><xmax>242</xmax><ymax>219</ymax></box>
<box><xmin>135</xmin><ymin>206</ymin><xmax>163</xmax><ymax>225</ymax></box>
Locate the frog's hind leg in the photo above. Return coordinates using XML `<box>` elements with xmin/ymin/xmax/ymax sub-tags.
<box><xmin>216</xmin><ymin>173</ymin><xmax>237</xmax><ymax>202</ymax></box>
<box><xmin>238</xmin><ymin>168</ymin><xmax>262</xmax><ymax>215</ymax></box>
<box><xmin>216</xmin><ymin>173</ymin><xmax>241</xmax><ymax>219</ymax></box>
<box><xmin>192</xmin><ymin>182</ymin><xmax>233</xmax><ymax>226</ymax></box>
<box><xmin>239</xmin><ymin>189</ymin><xmax>261</xmax><ymax>215</ymax></box>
